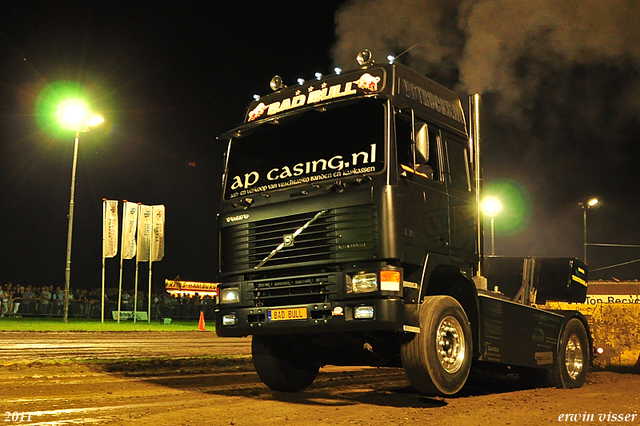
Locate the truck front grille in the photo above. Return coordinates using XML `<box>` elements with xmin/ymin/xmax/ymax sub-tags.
<box><xmin>248</xmin><ymin>273</ymin><xmax>336</xmax><ymax>307</ymax></box>
<box><xmin>220</xmin><ymin>204</ymin><xmax>378</xmax><ymax>274</ymax></box>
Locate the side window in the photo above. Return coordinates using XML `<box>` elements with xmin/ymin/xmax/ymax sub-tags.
<box><xmin>424</xmin><ymin>127</ymin><xmax>440</xmax><ymax>180</ymax></box>
<box><xmin>394</xmin><ymin>110</ymin><xmax>441</xmax><ymax>181</ymax></box>
<box><xmin>395</xmin><ymin>113</ymin><xmax>413</xmax><ymax>167</ymax></box>
<box><xmin>446</xmin><ymin>139</ymin><xmax>471</xmax><ymax>191</ymax></box>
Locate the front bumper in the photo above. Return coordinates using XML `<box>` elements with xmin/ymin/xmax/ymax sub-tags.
<box><xmin>215</xmin><ymin>298</ymin><xmax>406</xmax><ymax>337</ymax></box>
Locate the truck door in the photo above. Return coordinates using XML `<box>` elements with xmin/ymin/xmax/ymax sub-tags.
<box><xmin>443</xmin><ymin>132</ymin><xmax>477</xmax><ymax>264</ymax></box>
<box><xmin>395</xmin><ymin>110</ymin><xmax>450</xmax><ymax>259</ymax></box>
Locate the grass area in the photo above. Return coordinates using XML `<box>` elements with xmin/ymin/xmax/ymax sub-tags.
<box><xmin>0</xmin><ymin>317</ymin><xmax>205</xmax><ymax>332</ymax></box>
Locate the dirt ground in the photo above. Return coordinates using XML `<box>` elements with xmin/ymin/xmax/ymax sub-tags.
<box><xmin>1</xmin><ymin>332</ymin><xmax>639</xmax><ymax>425</ymax></box>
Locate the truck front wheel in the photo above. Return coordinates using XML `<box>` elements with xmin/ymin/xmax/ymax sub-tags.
<box><xmin>252</xmin><ymin>334</ymin><xmax>319</xmax><ymax>392</ymax></box>
<box><xmin>551</xmin><ymin>318</ymin><xmax>589</xmax><ymax>388</ymax></box>
<box><xmin>400</xmin><ymin>296</ymin><xmax>472</xmax><ymax>396</ymax></box>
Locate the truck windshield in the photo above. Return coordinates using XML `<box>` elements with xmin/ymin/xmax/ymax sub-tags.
<box><xmin>224</xmin><ymin>99</ymin><xmax>385</xmax><ymax>200</ymax></box>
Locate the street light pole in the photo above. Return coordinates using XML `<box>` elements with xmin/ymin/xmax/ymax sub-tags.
<box><xmin>583</xmin><ymin>208</ymin><xmax>588</xmax><ymax>264</ymax></box>
<box><xmin>63</xmin><ymin>129</ymin><xmax>81</xmax><ymax>323</ymax></box>
<box><xmin>490</xmin><ymin>216</ymin><xmax>496</xmax><ymax>256</ymax></box>
<box><xmin>580</xmin><ymin>197</ymin><xmax>599</xmax><ymax>265</ymax></box>
<box><xmin>58</xmin><ymin>100</ymin><xmax>104</xmax><ymax>323</ymax></box>
<box><xmin>481</xmin><ymin>196</ymin><xmax>503</xmax><ymax>256</ymax></box>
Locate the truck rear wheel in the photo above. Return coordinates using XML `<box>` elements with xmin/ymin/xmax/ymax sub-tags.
<box><xmin>400</xmin><ymin>296</ymin><xmax>472</xmax><ymax>396</ymax></box>
<box><xmin>551</xmin><ymin>318</ymin><xmax>589</xmax><ymax>388</ymax></box>
<box><xmin>252</xmin><ymin>335</ymin><xmax>319</xmax><ymax>392</ymax></box>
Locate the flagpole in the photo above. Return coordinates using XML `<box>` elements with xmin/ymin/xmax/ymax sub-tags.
<box><xmin>148</xmin><ymin>259</ymin><xmax>153</xmax><ymax>323</ymax></box>
<box><xmin>117</xmin><ymin>246</ymin><xmax>124</xmax><ymax>323</ymax></box>
<box><xmin>101</xmin><ymin>199</ymin><xmax>107</xmax><ymax>323</ymax></box>
<box><xmin>133</xmin><ymin>259</ymin><xmax>139</xmax><ymax>323</ymax></box>
<box><xmin>134</xmin><ymin>203</ymin><xmax>143</xmax><ymax>324</ymax></box>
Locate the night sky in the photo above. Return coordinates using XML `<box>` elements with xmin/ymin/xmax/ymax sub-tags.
<box><xmin>1</xmin><ymin>1</ymin><xmax>639</xmax><ymax>294</ymax></box>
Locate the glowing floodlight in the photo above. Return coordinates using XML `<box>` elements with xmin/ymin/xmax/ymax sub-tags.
<box><xmin>334</xmin><ymin>67</ymin><xmax>342</xmax><ymax>75</ymax></box>
<box><xmin>481</xmin><ymin>197</ymin><xmax>503</xmax><ymax>217</ymax></box>
<box><xmin>57</xmin><ymin>99</ymin><xmax>104</xmax><ymax>131</ymax></box>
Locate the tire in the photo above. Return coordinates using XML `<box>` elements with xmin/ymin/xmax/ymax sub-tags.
<box><xmin>550</xmin><ymin>318</ymin><xmax>589</xmax><ymax>388</ymax></box>
<box><xmin>401</xmin><ymin>296</ymin><xmax>473</xmax><ymax>396</ymax></box>
<box><xmin>252</xmin><ymin>335</ymin><xmax>319</xmax><ymax>392</ymax></box>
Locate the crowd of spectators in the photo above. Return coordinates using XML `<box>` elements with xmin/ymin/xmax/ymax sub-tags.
<box><xmin>0</xmin><ymin>281</ymin><xmax>216</xmax><ymax>320</ymax></box>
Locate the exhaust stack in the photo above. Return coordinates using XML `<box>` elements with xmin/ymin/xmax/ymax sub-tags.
<box><xmin>469</xmin><ymin>94</ymin><xmax>485</xmax><ymax>281</ymax></box>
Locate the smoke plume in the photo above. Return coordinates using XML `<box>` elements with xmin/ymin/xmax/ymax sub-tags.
<box><xmin>332</xmin><ymin>0</ymin><xmax>640</xmax><ymax>276</ymax></box>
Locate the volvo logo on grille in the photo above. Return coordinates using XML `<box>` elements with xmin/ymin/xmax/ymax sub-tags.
<box><xmin>283</xmin><ymin>234</ymin><xmax>295</xmax><ymax>247</ymax></box>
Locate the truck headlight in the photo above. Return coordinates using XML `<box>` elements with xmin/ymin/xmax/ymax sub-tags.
<box><xmin>354</xmin><ymin>305</ymin><xmax>375</xmax><ymax>319</ymax></box>
<box><xmin>220</xmin><ymin>287</ymin><xmax>240</xmax><ymax>304</ymax></box>
<box><xmin>348</xmin><ymin>272</ymin><xmax>378</xmax><ymax>293</ymax></box>
<box><xmin>222</xmin><ymin>314</ymin><xmax>238</xmax><ymax>326</ymax></box>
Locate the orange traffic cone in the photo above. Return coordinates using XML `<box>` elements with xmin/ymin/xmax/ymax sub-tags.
<box><xmin>198</xmin><ymin>311</ymin><xmax>206</xmax><ymax>331</ymax></box>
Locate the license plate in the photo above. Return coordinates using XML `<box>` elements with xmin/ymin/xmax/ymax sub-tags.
<box><xmin>267</xmin><ymin>307</ymin><xmax>308</xmax><ymax>321</ymax></box>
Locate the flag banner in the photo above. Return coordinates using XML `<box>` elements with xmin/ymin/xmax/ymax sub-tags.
<box><xmin>102</xmin><ymin>200</ymin><xmax>118</xmax><ymax>258</ymax></box>
<box><xmin>151</xmin><ymin>205</ymin><xmax>165</xmax><ymax>262</ymax></box>
<box><xmin>137</xmin><ymin>204</ymin><xmax>153</xmax><ymax>262</ymax></box>
<box><xmin>121</xmin><ymin>201</ymin><xmax>138</xmax><ymax>259</ymax></box>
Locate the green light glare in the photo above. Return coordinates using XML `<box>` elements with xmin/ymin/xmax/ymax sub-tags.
<box><xmin>483</xmin><ymin>179</ymin><xmax>532</xmax><ymax>235</ymax></box>
<box><xmin>35</xmin><ymin>81</ymin><xmax>91</xmax><ymax>137</ymax></box>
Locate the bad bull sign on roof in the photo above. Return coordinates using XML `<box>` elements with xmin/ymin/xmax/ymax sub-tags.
<box><xmin>240</xmin><ymin>64</ymin><xmax>466</xmax><ymax>131</ymax></box>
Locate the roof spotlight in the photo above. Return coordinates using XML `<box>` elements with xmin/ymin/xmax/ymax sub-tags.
<box><xmin>334</xmin><ymin>67</ymin><xmax>342</xmax><ymax>75</ymax></box>
<box><xmin>315</xmin><ymin>72</ymin><xmax>322</xmax><ymax>80</ymax></box>
<box><xmin>270</xmin><ymin>75</ymin><xmax>286</xmax><ymax>91</ymax></box>
<box><xmin>253</xmin><ymin>94</ymin><xmax>260</xmax><ymax>101</ymax></box>
<box><xmin>297</xmin><ymin>78</ymin><xmax>305</xmax><ymax>86</ymax></box>
<box><xmin>356</xmin><ymin>49</ymin><xmax>375</xmax><ymax>67</ymax></box>
<box><xmin>387</xmin><ymin>54</ymin><xmax>395</xmax><ymax>64</ymax></box>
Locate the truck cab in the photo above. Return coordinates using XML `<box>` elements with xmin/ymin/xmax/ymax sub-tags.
<box><xmin>215</xmin><ymin>51</ymin><xmax>591</xmax><ymax>396</ymax></box>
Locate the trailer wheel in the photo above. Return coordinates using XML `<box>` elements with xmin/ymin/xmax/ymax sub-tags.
<box><xmin>551</xmin><ymin>318</ymin><xmax>589</xmax><ymax>388</ymax></box>
<box><xmin>252</xmin><ymin>335</ymin><xmax>319</xmax><ymax>392</ymax></box>
<box><xmin>400</xmin><ymin>295</ymin><xmax>472</xmax><ymax>396</ymax></box>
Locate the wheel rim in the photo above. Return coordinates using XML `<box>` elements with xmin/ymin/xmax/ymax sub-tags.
<box><xmin>565</xmin><ymin>334</ymin><xmax>584</xmax><ymax>380</ymax></box>
<box><xmin>436</xmin><ymin>315</ymin><xmax>466</xmax><ymax>374</ymax></box>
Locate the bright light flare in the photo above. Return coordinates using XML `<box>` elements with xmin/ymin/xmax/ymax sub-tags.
<box><xmin>56</xmin><ymin>99</ymin><xmax>103</xmax><ymax>130</ymax></box>
<box><xmin>57</xmin><ymin>99</ymin><xmax>88</xmax><ymax>128</ymax></box>
<box><xmin>63</xmin><ymin>105</ymin><xmax>85</xmax><ymax>124</ymax></box>
<box><xmin>86</xmin><ymin>115</ymin><xmax>104</xmax><ymax>126</ymax></box>
<box><xmin>481</xmin><ymin>196</ymin><xmax>503</xmax><ymax>217</ymax></box>
<box><xmin>588</xmin><ymin>198</ymin><xmax>599</xmax><ymax>207</ymax></box>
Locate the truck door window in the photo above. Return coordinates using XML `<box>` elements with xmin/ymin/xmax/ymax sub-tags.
<box><xmin>445</xmin><ymin>139</ymin><xmax>471</xmax><ymax>191</ymax></box>
<box><xmin>395</xmin><ymin>112</ymin><xmax>440</xmax><ymax>180</ymax></box>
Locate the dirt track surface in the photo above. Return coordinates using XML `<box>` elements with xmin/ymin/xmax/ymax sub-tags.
<box><xmin>1</xmin><ymin>332</ymin><xmax>639</xmax><ymax>425</ymax></box>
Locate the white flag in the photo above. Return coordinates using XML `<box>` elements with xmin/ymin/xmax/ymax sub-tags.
<box><xmin>137</xmin><ymin>204</ymin><xmax>153</xmax><ymax>262</ymax></box>
<box><xmin>151</xmin><ymin>205</ymin><xmax>165</xmax><ymax>262</ymax></box>
<box><xmin>121</xmin><ymin>201</ymin><xmax>138</xmax><ymax>259</ymax></box>
<box><xmin>102</xmin><ymin>200</ymin><xmax>118</xmax><ymax>258</ymax></box>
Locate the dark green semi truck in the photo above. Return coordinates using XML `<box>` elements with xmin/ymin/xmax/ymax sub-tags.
<box><xmin>214</xmin><ymin>50</ymin><xmax>591</xmax><ymax>396</ymax></box>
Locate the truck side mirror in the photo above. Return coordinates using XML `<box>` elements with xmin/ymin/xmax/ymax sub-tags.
<box><xmin>414</xmin><ymin>122</ymin><xmax>429</xmax><ymax>164</ymax></box>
